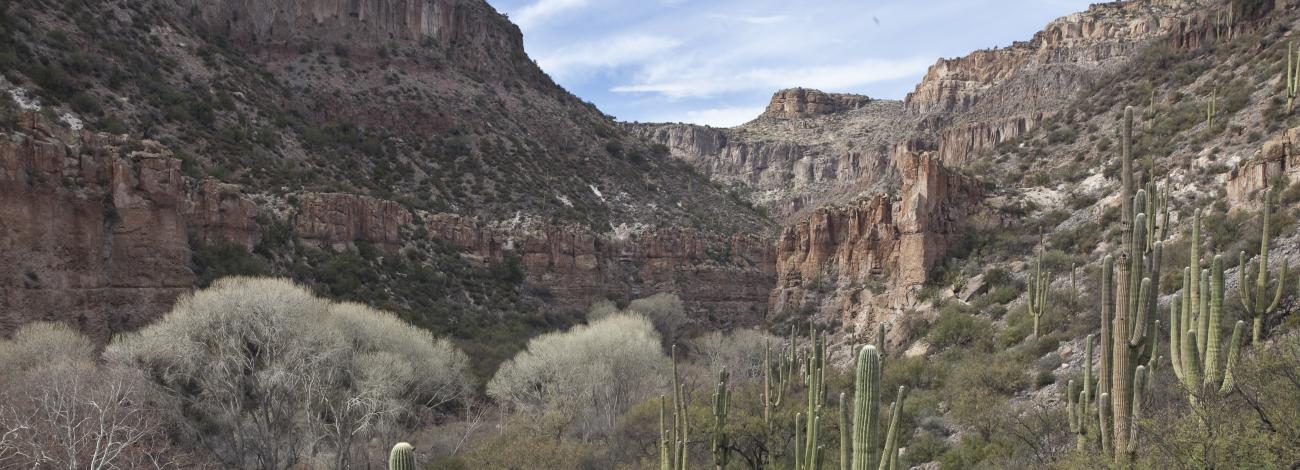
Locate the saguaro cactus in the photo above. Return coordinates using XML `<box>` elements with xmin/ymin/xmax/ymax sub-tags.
<box><xmin>1028</xmin><ymin>248</ymin><xmax>1051</xmax><ymax>338</ymax></box>
<box><xmin>660</xmin><ymin>345</ymin><xmax>689</xmax><ymax>470</ymax></box>
<box><xmin>1287</xmin><ymin>41</ymin><xmax>1300</xmax><ymax>112</ymax></box>
<box><xmin>388</xmin><ymin>442</ymin><xmax>415</xmax><ymax>470</ymax></box>
<box><xmin>1089</xmin><ymin>106</ymin><xmax>1160</xmax><ymax>465</ymax></box>
<box><xmin>1238</xmin><ymin>188</ymin><xmax>1287</xmax><ymax>344</ymax></box>
<box><xmin>711</xmin><ymin>369</ymin><xmax>731</xmax><ymax>470</ymax></box>
<box><xmin>1171</xmin><ymin>255</ymin><xmax>1245</xmax><ymax>403</ymax></box>
<box><xmin>849</xmin><ymin>345</ymin><xmax>906</xmax><ymax>470</ymax></box>
<box><xmin>1067</xmin><ymin>335</ymin><xmax>1094</xmax><ymax>452</ymax></box>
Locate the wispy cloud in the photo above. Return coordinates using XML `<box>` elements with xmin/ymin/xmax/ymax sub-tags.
<box><xmin>489</xmin><ymin>0</ymin><xmax>1096</xmax><ymax>123</ymax></box>
<box><xmin>680</xmin><ymin>106</ymin><xmax>768</xmax><ymax>127</ymax></box>
<box><xmin>612</xmin><ymin>57</ymin><xmax>933</xmax><ymax>99</ymax></box>
<box><xmin>707</xmin><ymin>14</ymin><xmax>788</xmax><ymax>25</ymax></box>
<box><xmin>536</xmin><ymin>35</ymin><xmax>681</xmax><ymax>80</ymax></box>
<box><xmin>512</xmin><ymin>0</ymin><xmax>590</xmax><ymax>29</ymax></box>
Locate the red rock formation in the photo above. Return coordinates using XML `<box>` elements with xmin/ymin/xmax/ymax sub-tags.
<box><xmin>0</xmin><ymin>116</ymin><xmax>193</xmax><ymax>342</ymax></box>
<box><xmin>1228</xmin><ymin>126</ymin><xmax>1300</xmax><ymax>205</ymax></box>
<box><xmin>769</xmin><ymin>152</ymin><xmax>983</xmax><ymax>338</ymax></box>
<box><xmin>420</xmin><ymin>213</ymin><xmax>777</xmax><ymax>323</ymax></box>
<box><xmin>293</xmin><ymin>192</ymin><xmax>414</xmax><ymax>250</ymax></box>
<box><xmin>185</xmin><ymin>179</ymin><xmax>262</xmax><ymax>249</ymax></box>
<box><xmin>761</xmin><ymin>88</ymin><xmax>872</xmax><ymax>120</ymax></box>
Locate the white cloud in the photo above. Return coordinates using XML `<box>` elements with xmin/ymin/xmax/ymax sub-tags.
<box><xmin>707</xmin><ymin>13</ymin><xmax>788</xmax><ymax>25</ymax></box>
<box><xmin>513</xmin><ymin>0</ymin><xmax>590</xmax><ymax>29</ymax></box>
<box><xmin>680</xmin><ymin>106</ymin><xmax>767</xmax><ymax>127</ymax></box>
<box><xmin>611</xmin><ymin>57</ymin><xmax>933</xmax><ymax>99</ymax></box>
<box><xmin>536</xmin><ymin>35</ymin><xmax>681</xmax><ymax>80</ymax></box>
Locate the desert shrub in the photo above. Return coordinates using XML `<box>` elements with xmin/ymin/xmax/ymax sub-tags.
<box><xmin>0</xmin><ymin>321</ymin><xmax>93</xmax><ymax>379</ymax></box>
<box><xmin>0</xmin><ymin>323</ymin><xmax>193</xmax><ymax>468</ymax></box>
<box><xmin>107</xmin><ymin>277</ymin><xmax>469</xmax><ymax>469</ymax></box>
<box><xmin>929</xmin><ymin>306</ymin><xmax>994</xmax><ymax>351</ymax></box>
<box><xmin>190</xmin><ymin>238</ymin><xmax>269</xmax><ymax>286</ymax></box>
<box><xmin>626</xmin><ymin>292</ymin><xmax>690</xmax><ymax>347</ymax></box>
<box><xmin>487</xmin><ymin>313</ymin><xmax>668</xmax><ymax>438</ymax></box>
<box><xmin>690</xmin><ymin>328</ymin><xmax>779</xmax><ymax>382</ymax></box>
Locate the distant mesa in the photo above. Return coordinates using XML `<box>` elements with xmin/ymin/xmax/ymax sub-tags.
<box><xmin>759</xmin><ymin>88</ymin><xmax>872</xmax><ymax>120</ymax></box>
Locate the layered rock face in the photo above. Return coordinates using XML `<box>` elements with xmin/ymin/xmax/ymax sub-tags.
<box><xmin>1228</xmin><ymin>126</ymin><xmax>1300</xmax><ymax>205</ymax></box>
<box><xmin>768</xmin><ymin>152</ymin><xmax>984</xmax><ymax>341</ymax></box>
<box><xmin>628</xmin><ymin>98</ymin><xmax>919</xmax><ymax>218</ymax></box>
<box><xmin>183</xmin><ymin>0</ymin><xmax>508</xmax><ymax>49</ymax></box>
<box><xmin>0</xmin><ymin>116</ymin><xmax>193</xmax><ymax>342</ymax></box>
<box><xmin>422</xmin><ymin>215</ymin><xmax>776</xmax><ymax>322</ymax></box>
<box><xmin>760</xmin><ymin>88</ymin><xmax>872</xmax><ymax>120</ymax></box>
<box><xmin>905</xmin><ymin>1</ymin><xmax>1194</xmax><ymax>116</ymax></box>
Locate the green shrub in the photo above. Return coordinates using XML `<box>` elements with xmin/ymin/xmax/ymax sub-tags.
<box><xmin>929</xmin><ymin>306</ymin><xmax>994</xmax><ymax>351</ymax></box>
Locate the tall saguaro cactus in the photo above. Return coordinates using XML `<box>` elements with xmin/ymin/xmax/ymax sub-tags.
<box><xmin>1067</xmin><ymin>335</ymin><xmax>1094</xmax><ymax>452</ymax></box>
<box><xmin>711</xmin><ymin>369</ymin><xmax>731</xmax><ymax>470</ymax></box>
<box><xmin>849</xmin><ymin>345</ymin><xmax>905</xmax><ymax>470</ymax></box>
<box><xmin>1238</xmin><ymin>188</ymin><xmax>1287</xmax><ymax>344</ymax></box>
<box><xmin>1028</xmin><ymin>248</ymin><xmax>1051</xmax><ymax>338</ymax></box>
<box><xmin>661</xmin><ymin>345</ymin><xmax>690</xmax><ymax>470</ymax></box>
<box><xmin>1171</xmin><ymin>255</ymin><xmax>1245</xmax><ymax>403</ymax></box>
<box><xmin>1287</xmin><ymin>41</ymin><xmax>1300</xmax><ymax>113</ymax></box>
<box><xmin>1090</xmin><ymin>106</ymin><xmax>1160</xmax><ymax>465</ymax></box>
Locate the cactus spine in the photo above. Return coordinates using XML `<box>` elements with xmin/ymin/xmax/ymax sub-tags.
<box><xmin>1028</xmin><ymin>247</ymin><xmax>1051</xmax><ymax>338</ymax></box>
<box><xmin>388</xmin><ymin>442</ymin><xmax>415</xmax><ymax>470</ymax></box>
<box><xmin>1238</xmin><ymin>188</ymin><xmax>1287</xmax><ymax>344</ymax></box>
<box><xmin>711</xmin><ymin>369</ymin><xmax>731</xmax><ymax>470</ymax></box>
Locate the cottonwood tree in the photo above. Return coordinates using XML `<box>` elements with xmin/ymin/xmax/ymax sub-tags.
<box><xmin>0</xmin><ymin>322</ymin><xmax>184</xmax><ymax>469</ymax></box>
<box><xmin>487</xmin><ymin>313</ymin><xmax>669</xmax><ymax>439</ymax></box>
<box><xmin>107</xmin><ymin>277</ymin><xmax>470</xmax><ymax>470</ymax></box>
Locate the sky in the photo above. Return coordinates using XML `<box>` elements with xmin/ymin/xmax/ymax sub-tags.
<box><xmin>486</xmin><ymin>0</ymin><xmax>1097</xmax><ymax>127</ymax></box>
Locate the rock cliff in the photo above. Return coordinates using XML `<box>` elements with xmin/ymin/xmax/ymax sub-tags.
<box><xmin>760</xmin><ymin>88</ymin><xmax>872</xmax><ymax>120</ymax></box>
<box><xmin>768</xmin><ymin>152</ymin><xmax>984</xmax><ymax>342</ymax></box>
<box><xmin>0</xmin><ymin>116</ymin><xmax>193</xmax><ymax>342</ymax></box>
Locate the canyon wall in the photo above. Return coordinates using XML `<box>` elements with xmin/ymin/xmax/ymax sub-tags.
<box><xmin>0</xmin><ymin>114</ymin><xmax>778</xmax><ymax>339</ymax></box>
<box><xmin>0</xmin><ymin>116</ymin><xmax>193</xmax><ymax>342</ymax></box>
<box><xmin>768</xmin><ymin>151</ymin><xmax>984</xmax><ymax>343</ymax></box>
<box><xmin>1228</xmin><ymin>126</ymin><xmax>1300</xmax><ymax>205</ymax></box>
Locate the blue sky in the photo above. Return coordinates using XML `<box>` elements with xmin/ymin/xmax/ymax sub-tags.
<box><xmin>487</xmin><ymin>0</ymin><xmax>1097</xmax><ymax>127</ymax></box>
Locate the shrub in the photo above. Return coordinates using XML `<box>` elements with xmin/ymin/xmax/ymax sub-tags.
<box><xmin>0</xmin><ymin>323</ymin><xmax>192</xmax><ymax>467</ymax></box>
<box><xmin>487</xmin><ymin>313</ymin><xmax>668</xmax><ymax>438</ymax></box>
<box><xmin>626</xmin><ymin>292</ymin><xmax>689</xmax><ymax>347</ymax></box>
<box><xmin>690</xmin><ymin>328</ymin><xmax>779</xmax><ymax>382</ymax></box>
<box><xmin>107</xmin><ymin>277</ymin><xmax>469</xmax><ymax>469</ymax></box>
<box><xmin>928</xmin><ymin>306</ymin><xmax>994</xmax><ymax>351</ymax></box>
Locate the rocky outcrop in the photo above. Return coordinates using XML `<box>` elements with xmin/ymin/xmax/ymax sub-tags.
<box><xmin>185</xmin><ymin>0</ymin><xmax>496</xmax><ymax>45</ymax></box>
<box><xmin>0</xmin><ymin>116</ymin><xmax>193</xmax><ymax>342</ymax></box>
<box><xmin>185</xmin><ymin>179</ymin><xmax>262</xmax><ymax>249</ymax></box>
<box><xmin>418</xmin><ymin>214</ymin><xmax>777</xmax><ymax>324</ymax></box>
<box><xmin>1228</xmin><ymin>126</ymin><xmax>1300</xmax><ymax>205</ymax></box>
<box><xmin>760</xmin><ymin>88</ymin><xmax>872</xmax><ymax>120</ymax></box>
<box><xmin>905</xmin><ymin>1</ymin><xmax>1194</xmax><ymax>115</ymax></box>
<box><xmin>936</xmin><ymin>114</ymin><xmax>1047</xmax><ymax>167</ymax></box>
<box><xmin>768</xmin><ymin>152</ymin><xmax>983</xmax><ymax>341</ymax></box>
<box><xmin>294</xmin><ymin>192</ymin><xmax>413</xmax><ymax>250</ymax></box>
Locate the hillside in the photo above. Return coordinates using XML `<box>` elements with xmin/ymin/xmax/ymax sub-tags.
<box><xmin>2</xmin><ymin>0</ymin><xmax>1300</xmax><ymax>468</ymax></box>
<box><xmin>0</xmin><ymin>0</ymin><xmax>775</xmax><ymax>370</ymax></box>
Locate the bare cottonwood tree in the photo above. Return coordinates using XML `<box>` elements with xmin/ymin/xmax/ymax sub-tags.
<box><xmin>487</xmin><ymin>312</ymin><xmax>668</xmax><ymax>439</ymax></box>
<box><xmin>106</xmin><ymin>277</ymin><xmax>470</xmax><ymax>470</ymax></box>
